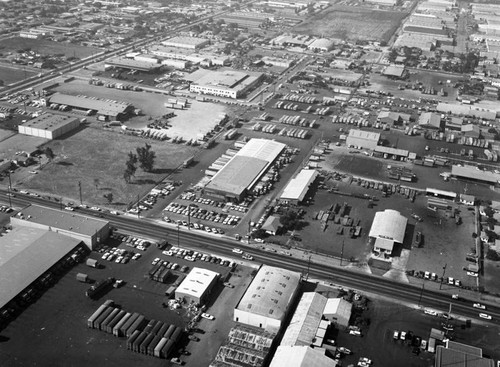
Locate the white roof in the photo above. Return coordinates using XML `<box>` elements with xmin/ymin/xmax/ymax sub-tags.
<box><xmin>369</xmin><ymin>209</ymin><xmax>407</xmax><ymax>244</ymax></box>
<box><xmin>347</xmin><ymin>129</ymin><xmax>380</xmax><ymax>142</ymax></box>
<box><xmin>235</xmin><ymin>265</ymin><xmax>300</xmax><ymax>321</ymax></box>
<box><xmin>280</xmin><ymin>169</ymin><xmax>318</xmax><ymax>202</ymax></box>
<box><xmin>323</xmin><ymin>298</ymin><xmax>352</xmax><ymax>318</ymax></box>
<box><xmin>270</xmin><ymin>346</ymin><xmax>337</xmax><ymax>367</ymax></box>
<box><xmin>238</xmin><ymin>138</ymin><xmax>287</xmax><ymax>162</ymax></box>
<box><xmin>281</xmin><ymin>292</ymin><xmax>327</xmax><ymax>347</ymax></box>
<box><xmin>176</xmin><ymin>267</ymin><xmax>219</xmax><ymax>298</ymax></box>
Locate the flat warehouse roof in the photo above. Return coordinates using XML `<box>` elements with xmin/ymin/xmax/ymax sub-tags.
<box><xmin>16</xmin><ymin>204</ymin><xmax>109</xmax><ymax>236</ymax></box>
<box><xmin>369</xmin><ymin>209</ymin><xmax>407</xmax><ymax>244</ymax></box>
<box><xmin>19</xmin><ymin>113</ymin><xmax>79</xmax><ymax>132</ymax></box>
<box><xmin>235</xmin><ymin>265</ymin><xmax>301</xmax><ymax>321</ymax></box>
<box><xmin>49</xmin><ymin>93</ymin><xmax>131</xmax><ymax>116</ymax></box>
<box><xmin>452</xmin><ymin>165</ymin><xmax>500</xmax><ymax>184</ymax></box>
<box><xmin>0</xmin><ymin>227</ymin><xmax>81</xmax><ymax>309</ymax></box>
<box><xmin>206</xmin><ymin>156</ymin><xmax>268</xmax><ymax>196</ymax></box>
<box><xmin>347</xmin><ymin>129</ymin><xmax>380</xmax><ymax>142</ymax></box>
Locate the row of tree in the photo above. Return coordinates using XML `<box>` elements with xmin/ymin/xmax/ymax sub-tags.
<box><xmin>124</xmin><ymin>143</ymin><xmax>156</xmax><ymax>183</ymax></box>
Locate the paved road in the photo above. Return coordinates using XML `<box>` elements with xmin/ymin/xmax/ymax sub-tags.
<box><xmin>2</xmin><ymin>189</ymin><xmax>500</xmax><ymax>325</ymax></box>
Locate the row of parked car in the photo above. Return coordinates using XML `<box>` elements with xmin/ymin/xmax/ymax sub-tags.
<box><xmin>163</xmin><ymin>202</ymin><xmax>241</xmax><ymax>226</ymax></box>
<box><xmin>180</xmin><ymin>192</ymin><xmax>250</xmax><ymax>213</ymax></box>
<box><xmin>101</xmin><ymin>246</ymin><xmax>142</xmax><ymax>264</ymax></box>
<box><xmin>163</xmin><ymin>246</ymin><xmax>236</xmax><ymax>268</ymax></box>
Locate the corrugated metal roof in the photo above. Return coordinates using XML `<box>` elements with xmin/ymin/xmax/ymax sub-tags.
<box><xmin>452</xmin><ymin>165</ymin><xmax>500</xmax><ymax>184</ymax></box>
<box><xmin>280</xmin><ymin>292</ymin><xmax>327</xmax><ymax>347</ymax></box>
<box><xmin>49</xmin><ymin>93</ymin><xmax>131</xmax><ymax>117</ymax></box>
<box><xmin>235</xmin><ymin>265</ymin><xmax>300</xmax><ymax>322</ymax></box>
<box><xmin>270</xmin><ymin>346</ymin><xmax>337</xmax><ymax>367</ymax></box>
<box><xmin>0</xmin><ymin>227</ymin><xmax>81</xmax><ymax>309</ymax></box>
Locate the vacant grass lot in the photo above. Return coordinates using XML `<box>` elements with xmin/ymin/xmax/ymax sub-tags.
<box><xmin>294</xmin><ymin>5</ymin><xmax>406</xmax><ymax>42</ymax></box>
<box><xmin>23</xmin><ymin>127</ymin><xmax>197</xmax><ymax>208</ymax></box>
<box><xmin>0</xmin><ymin>65</ymin><xmax>38</xmax><ymax>85</ymax></box>
<box><xmin>0</xmin><ymin>37</ymin><xmax>102</xmax><ymax>59</ymax></box>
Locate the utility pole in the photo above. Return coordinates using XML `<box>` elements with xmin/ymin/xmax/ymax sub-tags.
<box><xmin>340</xmin><ymin>239</ymin><xmax>345</xmax><ymax>266</ymax></box>
<box><xmin>7</xmin><ymin>171</ymin><xmax>12</xmax><ymax>208</ymax></box>
<box><xmin>78</xmin><ymin>181</ymin><xmax>82</xmax><ymax>205</ymax></box>
<box><xmin>439</xmin><ymin>263</ymin><xmax>448</xmax><ymax>290</ymax></box>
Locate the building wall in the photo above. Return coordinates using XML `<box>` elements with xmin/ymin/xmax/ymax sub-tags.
<box><xmin>233</xmin><ymin>309</ymin><xmax>283</xmax><ymax>334</ymax></box>
<box><xmin>175</xmin><ymin>274</ymin><xmax>218</xmax><ymax>305</ymax></box>
<box><xmin>10</xmin><ymin>217</ymin><xmax>109</xmax><ymax>250</ymax></box>
<box><xmin>190</xmin><ymin>84</ymin><xmax>238</xmax><ymax>99</ymax></box>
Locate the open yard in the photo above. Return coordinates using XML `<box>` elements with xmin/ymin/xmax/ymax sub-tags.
<box><xmin>294</xmin><ymin>5</ymin><xmax>406</xmax><ymax>42</ymax></box>
<box><xmin>21</xmin><ymin>127</ymin><xmax>197</xmax><ymax>209</ymax></box>
<box><xmin>0</xmin><ymin>65</ymin><xmax>38</xmax><ymax>86</ymax></box>
<box><xmin>0</xmin><ymin>37</ymin><xmax>102</xmax><ymax>59</ymax></box>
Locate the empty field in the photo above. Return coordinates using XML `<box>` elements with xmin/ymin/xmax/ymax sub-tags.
<box><xmin>22</xmin><ymin>127</ymin><xmax>198</xmax><ymax>209</ymax></box>
<box><xmin>0</xmin><ymin>37</ymin><xmax>102</xmax><ymax>59</ymax></box>
<box><xmin>294</xmin><ymin>6</ymin><xmax>406</xmax><ymax>43</ymax></box>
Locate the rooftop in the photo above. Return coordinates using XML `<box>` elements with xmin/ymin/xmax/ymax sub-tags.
<box><xmin>451</xmin><ymin>165</ymin><xmax>500</xmax><ymax>184</ymax></box>
<box><xmin>435</xmin><ymin>342</ymin><xmax>494</xmax><ymax>367</ymax></box>
<box><xmin>162</xmin><ymin>36</ymin><xmax>208</xmax><ymax>47</ymax></box>
<box><xmin>19</xmin><ymin>113</ymin><xmax>79</xmax><ymax>132</ymax></box>
<box><xmin>280</xmin><ymin>292</ymin><xmax>327</xmax><ymax>347</ymax></box>
<box><xmin>0</xmin><ymin>227</ymin><xmax>81</xmax><ymax>309</ymax></box>
<box><xmin>49</xmin><ymin>93</ymin><xmax>132</xmax><ymax>117</ymax></box>
<box><xmin>369</xmin><ymin>209</ymin><xmax>407</xmax><ymax>244</ymax></box>
<box><xmin>280</xmin><ymin>169</ymin><xmax>318</xmax><ymax>202</ymax></box>
<box><xmin>348</xmin><ymin>129</ymin><xmax>381</xmax><ymax>142</ymax></box>
<box><xmin>176</xmin><ymin>267</ymin><xmax>219</xmax><ymax>298</ymax></box>
<box><xmin>270</xmin><ymin>346</ymin><xmax>335</xmax><ymax>367</ymax></box>
<box><xmin>235</xmin><ymin>265</ymin><xmax>301</xmax><ymax>321</ymax></box>
<box><xmin>15</xmin><ymin>204</ymin><xmax>109</xmax><ymax>236</ymax></box>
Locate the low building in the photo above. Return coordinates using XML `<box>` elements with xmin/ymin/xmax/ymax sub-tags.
<box><xmin>461</xmin><ymin>124</ymin><xmax>481</xmax><ymax>138</ymax></box>
<box><xmin>280</xmin><ymin>292</ymin><xmax>328</xmax><ymax>347</ymax></box>
<box><xmin>369</xmin><ymin>209</ymin><xmax>408</xmax><ymax>256</ymax></box>
<box><xmin>48</xmin><ymin>93</ymin><xmax>133</xmax><ymax>121</ymax></box>
<box><xmin>261</xmin><ymin>215</ymin><xmax>282</xmax><ymax>236</ymax></box>
<box><xmin>307</xmin><ymin>38</ymin><xmax>335</xmax><ymax>52</ymax></box>
<box><xmin>451</xmin><ymin>165</ymin><xmax>500</xmax><ymax>185</ymax></box>
<box><xmin>175</xmin><ymin>267</ymin><xmax>219</xmax><ymax>305</ymax></box>
<box><xmin>435</xmin><ymin>340</ymin><xmax>495</xmax><ymax>367</ymax></box>
<box><xmin>322</xmin><ymin>298</ymin><xmax>352</xmax><ymax>328</ymax></box>
<box><xmin>18</xmin><ymin>113</ymin><xmax>80</xmax><ymax>140</ymax></box>
<box><xmin>382</xmin><ymin>65</ymin><xmax>407</xmax><ymax>79</ymax></box>
<box><xmin>279</xmin><ymin>169</ymin><xmax>318</xmax><ymax>205</ymax></box>
<box><xmin>0</xmin><ymin>227</ymin><xmax>85</xmax><ymax>311</ymax></box>
<box><xmin>187</xmin><ymin>69</ymin><xmax>264</xmax><ymax>99</ymax></box>
<box><xmin>346</xmin><ymin>129</ymin><xmax>380</xmax><ymax>150</ymax></box>
<box><xmin>270</xmin><ymin>346</ymin><xmax>338</xmax><ymax>367</ymax></box>
<box><xmin>205</xmin><ymin>138</ymin><xmax>286</xmax><ymax>202</ymax></box>
<box><xmin>11</xmin><ymin>204</ymin><xmax>110</xmax><ymax>250</ymax></box>
<box><xmin>234</xmin><ymin>265</ymin><xmax>301</xmax><ymax>333</ymax></box>
<box><xmin>161</xmin><ymin>36</ymin><xmax>209</xmax><ymax>50</ymax></box>
<box><xmin>104</xmin><ymin>56</ymin><xmax>161</xmax><ymax>72</ymax></box>
<box><xmin>460</xmin><ymin>194</ymin><xmax>475</xmax><ymax>206</ymax></box>
<box><xmin>377</xmin><ymin>111</ymin><xmax>411</xmax><ymax>125</ymax></box>
<box><xmin>419</xmin><ymin>112</ymin><xmax>443</xmax><ymax>130</ymax></box>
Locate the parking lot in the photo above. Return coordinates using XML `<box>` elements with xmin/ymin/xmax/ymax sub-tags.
<box><xmin>0</xmin><ymin>231</ymin><xmax>256</xmax><ymax>367</ymax></box>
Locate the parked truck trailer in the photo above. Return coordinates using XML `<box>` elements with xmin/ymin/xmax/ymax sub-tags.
<box><xmin>113</xmin><ymin>312</ymin><xmax>132</xmax><ymax>336</ymax></box>
<box><xmin>87</xmin><ymin>300</ymin><xmax>114</xmax><ymax>328</ymax></box>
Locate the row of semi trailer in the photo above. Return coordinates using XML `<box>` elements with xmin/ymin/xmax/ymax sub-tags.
<box><xmin>87</xmin><ymin>300</ymin><xmax>182</xmax><ymax>359</ymax></box>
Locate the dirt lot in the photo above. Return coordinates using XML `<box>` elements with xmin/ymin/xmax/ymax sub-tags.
<box><xmin>20</xmin><ymin>127</ymin><xmax>197</xmax><ymax>209</ymax></box>
<box><xmin>0</xmin><ymin>37</ymin><xmax>102</xmax><ymax>59</ymax></box>
<box><xmin>294</xmin><ymin>5</ymin><xmax>406</xmax><ymax>42</ymax></box>
<box><xmin>0</xmin><ymin>236</ymin><xmax>255</xmax><ymax>367</ymax></box>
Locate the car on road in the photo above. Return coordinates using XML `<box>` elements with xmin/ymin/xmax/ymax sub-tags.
<box><xmin>223</xmin><ymin>282</ymin><xmax>234</xmax><ymax>288</ymax></box>
<box><xmin>90</xmin><ymin>206</ymin><xmax>101</xmax><ymax>211</ymax></box>
<box><xmin>424</xmin><ymin>309</ymin><xmax>438</xmax><ymax>316</ymax></box>
<box><xmin>201</xmin><ymin>313</ymin><xmax>214</xmax><ymax>320</ymax></box>
<box><xmin>452</xmin><ymin>294</ymin><xmax>459</xmax><ymax>300</ymax></box>
<box><xmin>242</xmin><ymin>253</ymin><xmax>254</xmax><ymax>260</ymax></box>
<box><xmin>467</xmin><ymin>271</ymin><xmax>478</xmax><ymax>277</ymax></box>
<box><xmin>64</xmin><ymin>206</ymin><xmax>74</xmax><ymax>211</ymax></box>
<box><xmin>254</xmin><ymin>238</ymin><xmax>265</xmax><ymax>243</ymax></box>
<box><xmin>473</xmin><ymin>303</ymin><xmax>486</xmax><ymax>310</ymax></box>
<box><xmin>479</xmin><ymin>313</ymin><xmax>492</xmax><ymax>320</ymax></box>
<box><xmin>232</xmin><ymin>248</ymin><xmax>243</xmax><ymax>254</ymax></box>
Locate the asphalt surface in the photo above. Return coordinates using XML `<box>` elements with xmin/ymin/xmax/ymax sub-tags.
<box><xmin>2</xmin><ymin>189</ymin><xmax>500</xmax><ymax>326</ymax></box>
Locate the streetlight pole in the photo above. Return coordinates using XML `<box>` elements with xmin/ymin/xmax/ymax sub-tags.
<box><xmin>439</xmin><ymin>263</ymin><xmax>447</xmax><ymax>290</ymax></box>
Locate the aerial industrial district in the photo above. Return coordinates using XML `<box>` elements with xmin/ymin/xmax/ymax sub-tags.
<box><xmin>2</xmin><ymin>0</ymin><xmax>500</xmax><ymax>366</ymax></box>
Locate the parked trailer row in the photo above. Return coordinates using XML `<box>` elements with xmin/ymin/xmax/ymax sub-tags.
<box><xmin>274</xmin><ymin>101</ymin><xmax>299</xmax><ymax>110</ymax></box>
<box><xmin>139</xmin><ymin>128</ymin><xmax>169</xmax><ymax>141</ymax></box>
<box><xmin>87</xmin><ymin>300</ymin><xmax>114</xmax><ymax>328</ymax></box>
<box><xmin>332</xmin><ymin>114</ymin><xmax>371</xmax><ymax>128</ymax></box>
<box><xmin>278</xmin><ymin>128</ymin><xmax>309</xmax><ymax>139</ymax></box>
<box><xmin>126</xmin><ymin>325</ymin><xmax>182</xmax><ymax>359</ymax></box>
<box><xmin>281</xmin><ymin>93</ymin><xmax>318</xmax><ymax>104</ymax></box>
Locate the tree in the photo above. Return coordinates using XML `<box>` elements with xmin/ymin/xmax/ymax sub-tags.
<box><xmin>103</xmin><ymin>192</ymin><xmax>113</xmax><ymax>204</ymax></box>
<box><xmin>486</xmin><ymin>249</ymin><xmax>500</xmax><ymax>261</ymax></box>
<box><xmin>44</xmin><ymin>147</ymin><xmax>55</xmax><ymax>160</ymax></box>
<box><xmin>124</xmin><ymin>151</ymin><xmax>138</xmax><ymax>183</ymax></box>
<box><xmin>136</xmin><ymin>143</ymin><xmax>156</xmax><ymax>172</ymax></box>
<box><xmin>484</xmin><ymin>206</ymin><xmax>495</xmax><ymax>218</ymax></box>
<box><xmin>280</xmin><ymin>210</ymin><xmax>300</xmax><ymax>231</ymax></box>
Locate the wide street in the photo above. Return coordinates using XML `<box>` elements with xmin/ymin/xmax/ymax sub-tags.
<box><xmin>2</xmin><ymin>189</ymin><xmax>500</xmax><ymax>326</ymax></box>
